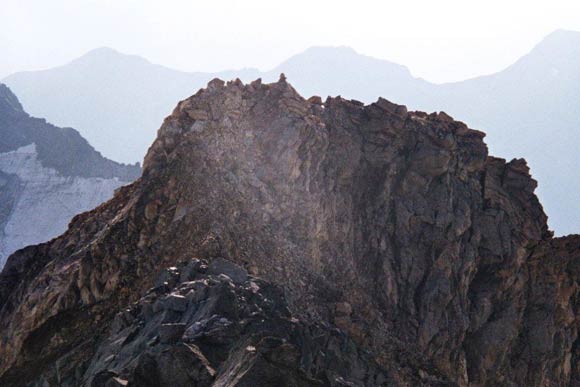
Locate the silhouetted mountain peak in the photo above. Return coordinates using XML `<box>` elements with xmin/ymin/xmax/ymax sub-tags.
<box><xmin>542</xmin><ymin>29</ymin><xmax>580</xmax><ymax>44</ymax></box>
<box><xmin>517</xmin><ymin>29</ymin><xmax>580</xmax><ymax>69</ymax></box>
<box><xmin>69</xmin><ymin>46</ymin><xmax>154</xmax><ymax>69</ymax></box>
<box><xmin>275</xmin><ymin>45</ymin><xmax>413</xmax><ymax>77</ymax></box>
<box><xmin>299</xmin><ymin>45</ymin><xmax>360</xmax><ymax>57</ymax></box>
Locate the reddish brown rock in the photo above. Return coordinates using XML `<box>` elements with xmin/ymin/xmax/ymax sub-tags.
<box><xmin>0</xmin><ymin>78</ymin><xmax>578</xmax><ymax>386</ymax></box>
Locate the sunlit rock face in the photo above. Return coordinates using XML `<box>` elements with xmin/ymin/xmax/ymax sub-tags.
<box><xmin>0</xmin><ymin>84</ymin><xmax>140</xmax><ymax>268</ymax></box>
<box><xmin>0</xmin><ymin>78</ymin><xmax>577</xmax><ymax>386</ymax></box>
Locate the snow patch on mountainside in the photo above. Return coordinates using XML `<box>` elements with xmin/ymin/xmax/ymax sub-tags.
<box><xmin>0</xmin><ymin>143</ymin><xmax>130</xmax><ymax>268</ymax></box>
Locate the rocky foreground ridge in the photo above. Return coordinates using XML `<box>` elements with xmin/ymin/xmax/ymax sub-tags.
<box><xmin>0</xmin><ymin>77</ymin><xmax>578</xmax><ymax>386</ymax></box>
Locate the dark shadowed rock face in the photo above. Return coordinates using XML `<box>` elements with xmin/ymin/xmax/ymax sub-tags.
<box><xmin>0</xmin><ymin>84</ymin><xmax>141</xmax><ymax>180</ymax></box>
<box><xmin>0</xmin><ymin>77</ymin><xmax>578</xmax><ymax>386</ymax></box>
<box><xmin>39</xmin><ymin>260</ymin><xmax>407</xmax><ymax>386</ymax></box>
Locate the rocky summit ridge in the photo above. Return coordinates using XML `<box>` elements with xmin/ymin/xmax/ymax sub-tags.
<box><xmin>0</xmin><ymin>76</ymin><xmax>578</xmax><ymax>386</ymax></box>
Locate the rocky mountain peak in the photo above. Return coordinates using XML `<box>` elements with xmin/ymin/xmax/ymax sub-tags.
<box><xmin>0</xmin><ymin>84</ymin><xmax>23</xmax><ymax>117</ymax></box>
<box><xmin>0</xmin><ymin>78</ymin><xmax>577</xmax><ymax>386</ymax></box>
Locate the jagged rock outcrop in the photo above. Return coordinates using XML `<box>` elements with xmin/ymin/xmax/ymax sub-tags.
<box><xmin>0</xmin><ymin>77</ymin><xmax>578</xmax><ymax>386</ymax></box>
<box><xmin>0</xmin><ymin>84</ymin><xmax>140</xmax><ymax>267</ymax></box>
<box><xmin>30</xmin><ymin>259</ymin><xmax>408</xmax><ymax>386</ymax></box>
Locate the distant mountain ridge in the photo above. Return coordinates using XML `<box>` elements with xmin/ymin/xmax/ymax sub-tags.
<box><xmin>3</xmin><ymin>30</ymin><xmax>579</xmax><ymax>235</ymax></box>
<box><xmin>0</xmin><ymin>84</ymin><xmax>139</xmax><ymax>180</ymax></box>
<box><xmin>0</xmin><ymin>84</ymin><xmax>140</xmax><ymax>267</ymax></box>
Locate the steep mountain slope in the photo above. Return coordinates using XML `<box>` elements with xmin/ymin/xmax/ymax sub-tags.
<box><xmin>422</xmin><ymin>29</ymin><xmax>580</xmax><ymax>237</ymax></box>
<box><xmin>0</xmin><ymin>84</ymin><xmax>140</xmax><ymax>268</ymax></box>
<box><xmin>0</xmin><ymin>78</ymin><xmax>577</xmax><ymax>386</ymax></box>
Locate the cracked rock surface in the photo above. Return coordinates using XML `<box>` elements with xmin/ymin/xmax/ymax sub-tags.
<box><xmin>83</xmin><ymin>260</ymin><xmax>399</xmax><ymax>386</ymax></box>
<box><xmin>0</xmin><ymin>77</ymin><xmax>578</xmax><ymax>386</ymax></box>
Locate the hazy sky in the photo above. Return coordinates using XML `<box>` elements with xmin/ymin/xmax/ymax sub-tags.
<box><xmin>2</xmin><ymin>0</ymin><xmax>580</xmax><ymax>82</ymax></box>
